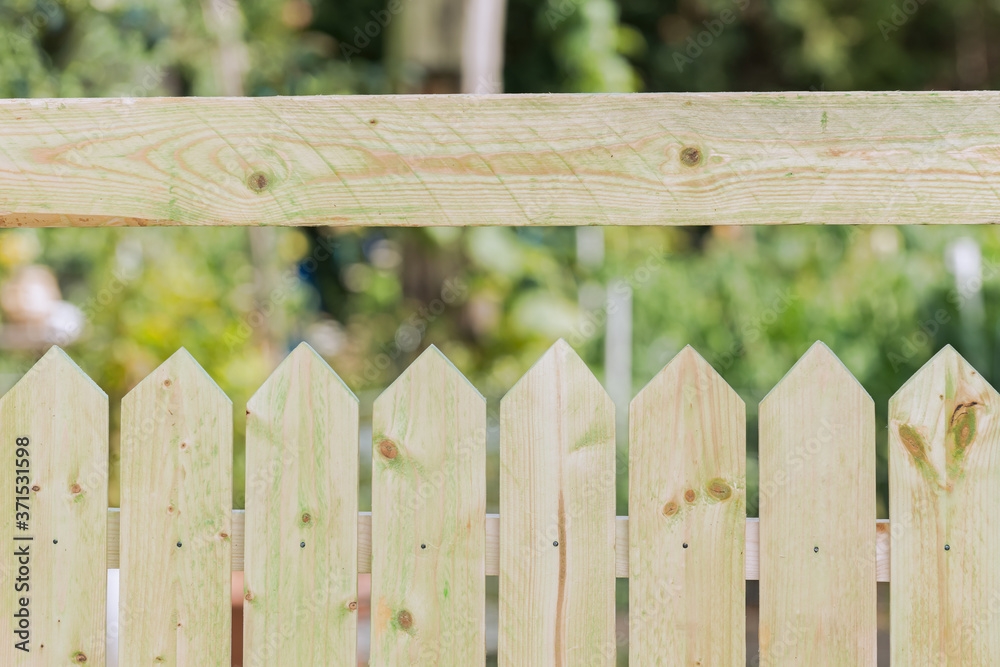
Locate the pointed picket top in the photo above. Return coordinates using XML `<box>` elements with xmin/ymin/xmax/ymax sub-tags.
<box><xmin>892</xmin><ymin>343</ymin><xmax>995</xmax><ymax>402</ymax></box>
<box><xmin>504</xmin><ymin>338</ymin><xmax>609</xmax><ymax>402</ymax></box>
<box><xmin>890</xmin><ymin>344</ymin><xmax>997</xmax><ymax>482</ymax></box>
<box><xmin>2</xmin><ymin>345</ymin><xmax>105</xmax><ymax>401</ymax></box>
<box><xmin>378</xmin><ymin>343</ymin><xmax>483</xmax><ymax>404</ymax></box>
<box><xmin>761</xmin><ymin>340</ymin><xmax>870</xmax><ymax>407</ymax></box>
<box><xmin>123</xmin><ymin>347</ymin><xmax>230</xmax><ymax>406</ymax></box>
<box><xmin>632</xmin><ymin>344</ymin><xmax>742</xmax><ymax>409</ymax></box>
<box><xmin>249</xmin><ymin>341</ymin><xmax>357</xmax><ymax>409</ymax></box>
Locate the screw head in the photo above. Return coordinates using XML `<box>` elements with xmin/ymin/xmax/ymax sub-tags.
<box><xmin>552</xmin><ymin>541</ymin><xmax>559</xmax><ymax>547</ymax></box>
<box><xmin>814</xmin><ymin>546</ymin><xmax>819</xmax><ymax>553</ymax></box>
<box><xmin>945</xmin><ymin>544</ymin><xmax>951</xmax><ymax>551</ymax></box>
<box><xmin>683</xmin><ymin>542</ymin><xmax>688</xmax><ymax>549</ymax></box>
<box><xmin>300</xmin><ymin>541</ymin><xmax>306</xmax><ymax>548</ymax></box>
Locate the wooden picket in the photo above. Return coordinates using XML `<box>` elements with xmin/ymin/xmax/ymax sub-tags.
<box><xmin>119</xmin><ymin>349</ymin><xmax>232</xmax><ymax>666</ymax></box>
<box><xmin>890</xmin><ymin>346</ymin><xmax>1000</xmax><ymax>664</ymax></box>
<box><xmin>628</xmin><ymin>345</ymin><xmax>746</xmax><ymax>665</ymax></box>
<box><xmin>498</xmin><ymin>339</ymin><xmax>616</xmax><ymax>666</ymax></box>
<box><xmin>0</xmin><ymin>347</ymin><xmax>107</xmax><ymax>666</ymax></box>
<box><xmin>758</xmin><ymin>342</ymin><xmax>876</xmax><ymax>666</ymax></box>
<box><xmin>370</xmin><ymin>346</ymin><xmax>486</xmax><ymax>666</ymax></box>
<box><xmin>244</xmin><ymin>343</ymin><xmax>359</xmax><ymax>666</ymax></box>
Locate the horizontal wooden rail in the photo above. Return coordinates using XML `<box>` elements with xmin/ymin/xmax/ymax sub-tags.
<box><xmin>104</xmin><ymin>510</ymin><xmax>892</xmax><ymax>581</ymax></box>
<box><xmin>3</xmin><ymin>93</ymin><xmax>1000</xmax><ymax>227</ymax></box>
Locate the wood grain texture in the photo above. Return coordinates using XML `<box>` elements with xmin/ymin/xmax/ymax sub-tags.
<box><xmin>0</xmin><ymin>347</ymin><xmax>107</xmax><ymax>666</ymax></box>
<box><xmin>628</xmin><ymin>345</ymin><xmax>745</xmax><ymax>666</ymax></box>
<box><xmin>758</xmin><ymin>342</ymin><xmax>876</xmax><ymax>666</ymax></box>
<box><xmin>4</xmin><ymin>93</ymin><xmax>1000</xmax><ymax>227</ymax></box>
<box><xmin>499</xmin><ymin>339</ymin><xmax>616</xmax><ymax>666</ymax></box>
<box><xmin>890</xmin><ymin>346</ymin><xmax>1000</xmax><ymax>665</ymax></box>
<box><xmin>370</xmin><ymin>346</ymin><xmax>486</xmax><ymax>666</ymax></box>
<box><xmin>244</xmin><ymin>343</ymin><xmax>359</xmax><ymax>667</ymax></box>
<box><xmin>120</xmin><ymin>349</ymin><xmax>232</xmax><ymax>666</ymax></box>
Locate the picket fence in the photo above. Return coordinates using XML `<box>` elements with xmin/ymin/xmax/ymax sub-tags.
<box><xmin>4</xmin><ymin>91</ymin><xmax>1000</xmax><ymax>665</ymax></box>
<box><xmin>0</xmin><ymin>336</ymin><xmax>987</xmax><ymax>665</ymax></box>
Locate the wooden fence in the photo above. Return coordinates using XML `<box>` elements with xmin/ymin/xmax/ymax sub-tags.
<box><xmin>0</xmin><ymin>337</ymin><xmax>990</xmax><ymax>665</ymax></box>
<box><xmin>2</xmin><ymin>91</ymin><xmax>1000</xmax><ymax>665</ymax></box>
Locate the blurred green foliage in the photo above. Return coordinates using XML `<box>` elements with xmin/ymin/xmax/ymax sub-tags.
<box><xmin>1</xmin><ymin>0</ymin><xmax>1000</xmax><ymax>529</ymax></box>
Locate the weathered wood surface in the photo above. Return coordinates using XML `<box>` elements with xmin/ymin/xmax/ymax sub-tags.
<box><xmin>120</xmin><ymin>349</ymin><xmax>232</xmax><ymax>666</ymax></box>
<box><xmin>629</xmin><ymin>346</ymin><xmax>745</xmax><ymax>666</ymax></box>
<box><xmin>244</xmin><ymin>343</ymin><xmax>359</xmax><ymax>667</ymax></box>
<box><xmin>890</xmin><ymin>346</ymin><xmax>1000</xmax><ymax>665</ymax></box>
<box><xmin>758</xmin><ymin>342</ymin><xmax>876</xmax><ymax>666</ymax></box>
<box><xmin>370</xmin><ymin>346</ymin><xmax>486</xmax><ymax>666</ymax></box>
<box><xmin>0</xmin><ymin>347</ymin><xmax>107</xmax><ymax>666</ymax></box>
<box><xmin>3</xmin><ymin>93</ymin><xmax>1000</xmax><ymax>227</ymax></box>
<box><xmin>499</xmin><ymin>339</ymin><xmax>616</xmax><ymax>666</ymax></box>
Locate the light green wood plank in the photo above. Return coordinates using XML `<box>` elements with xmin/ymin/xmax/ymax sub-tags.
<box><xmin>3</xmin><ymin>93</ymin><xmax>1000</xmax><ymax>226</ymax></box>
<box><xmin>758</xmin><ymin>342</ymin><xmax>875</xmax><ymax>666</ymax></box>
<box><xmin>628</xmin><ymin>345</ymin><xmax>745</xmax><ymax>665</ymax></box>
<box><xmin>890</xmin><ymin>346</ymin><xmax>1000</xmax><ymax>664</ymax></box>
<box><xmin>244</xmin><ymin>343</ymin><xmax>359</xmax><ymax>667</ymax></box>
<box><xmin>0</xmin><ymin>347</ymin><xmax>107</xmax><ymax>666</ymax></box>
<box><xmin>120</xmin><ymin>349</ymin><xmax>232</xmax><ymax>666</ymax></box>
<box><xmin>499</xmin><ymin>339</ymin><xmax>616</xmax><ymax>666</ymax></box>
<box><xmin>370</xmin><ymin>346</ymin><xmax>485</xmax><ymax>666</ymax></box>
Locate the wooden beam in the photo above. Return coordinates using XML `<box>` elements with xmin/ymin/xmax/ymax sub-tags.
<box><xmin>3</xmin><ymin>93</ymin><xmax>1000</xmax><ymax>227</ymax></box>
<box><xmin>106</xmin><ymin>511</ymin><xmax>891</xmax><ymax>581</ymax></box>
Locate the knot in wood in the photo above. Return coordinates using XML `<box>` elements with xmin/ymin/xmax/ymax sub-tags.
<box><xmin>248</xmin><ymin>171</ymin><xmax>270</xmax><ymax>192</ymax></box>
<box><xmin>680</xmin><ymin>146</ymin><xmax>702</xmax><ymax>166</ymax></box>
<box><xmin>378</xmin><ymin>439</ymin><xmax>398</xmax><ymax>459</ymax></box>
